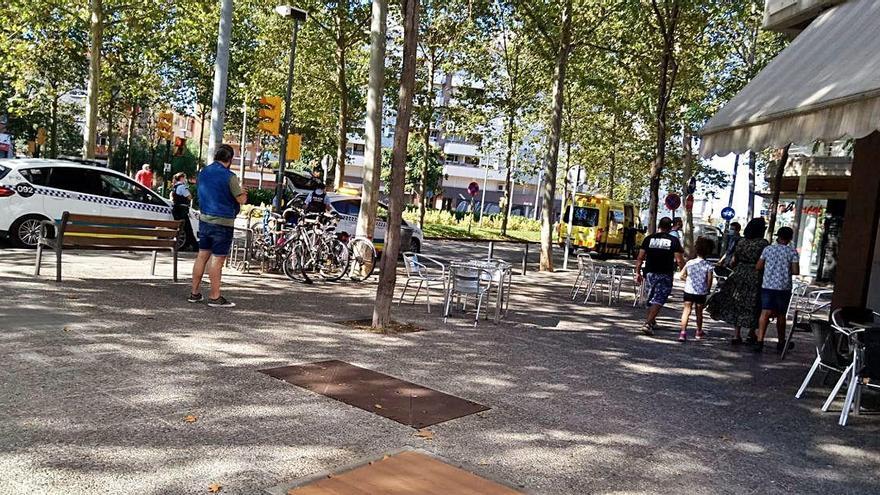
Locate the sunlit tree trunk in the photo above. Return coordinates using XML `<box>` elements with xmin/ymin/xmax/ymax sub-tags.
<box><xmin>83</xmin><ymin>0</ymin><xmax>103</xmax><ymax>159</ymax></box>
<box><xmin>682</xmin><ymin>125</ymin><xmax>695</xmax><ymax>254</ymax></box>
<box><xmin>373</xmin><ymin>0</ymin><xmax>419</xmax><ymax>329</ymax></box>
<box><xmin>357</xmin><ymin>0</ymin><xmax>387</xmax><ymax>238</ymax></box>
<box><xmin>539</xmin><ymin>0</ymin><xmax>572</xmax><ymax>272</ymax></box>
<box><xmin>500</xmin><ymin>110</ymin><xmax>515</xmax><ymax>235</ymax></box>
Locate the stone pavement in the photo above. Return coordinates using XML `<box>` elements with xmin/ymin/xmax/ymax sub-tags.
<box><xmin>0</xmin><ymin>242</ymin><xmax>879</xmax><ymax>494</ymax></box>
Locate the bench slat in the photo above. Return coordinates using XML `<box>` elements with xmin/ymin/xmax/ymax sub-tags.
<box><xmin>64</xmin><ymin>224</ymin><xmax>179</xmax><ymax>239</ymax></box>
<box><xmin>61</xmin><ymin>237</ymin><xmax>176</xmax><ymax>249</ymax></box>
<box><xmin>65</xmin><ymin>213</ymin><xmax>181</xmax><ymax>229</ymax></box>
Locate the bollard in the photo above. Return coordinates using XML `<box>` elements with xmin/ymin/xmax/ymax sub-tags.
<box><xmin>521</xmin><ymin>242</ymin><xmax>529</xmax><ymax>275</ymax></box>
<box><xmin>488</xmin><ymin>241</ymin><xmax>494</xmax><ymax>260</ymax></box>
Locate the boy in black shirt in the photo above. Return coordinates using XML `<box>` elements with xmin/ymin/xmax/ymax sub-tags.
<box><xmin>635</xmin><ymin>217</ymin><xmax>685</xmax><ymax>335</ymax></box>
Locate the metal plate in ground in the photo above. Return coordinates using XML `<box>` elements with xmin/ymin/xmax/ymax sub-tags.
<box><xmin>284</xmin><ymin>450</ymin><xmax>521</xmax><ymax>495</ymax></box>
<box><xmin>260</xmin><ymin>360</ymin><xmax>489</xmax><ymax>428</ymax></box>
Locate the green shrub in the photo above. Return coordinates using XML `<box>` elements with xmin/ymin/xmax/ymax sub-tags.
<box><xmin>247</xmin><ymin>188</ymin><xmax>276</xmax><ymax>206</ymax></box>
<box><xmin>405</xmin><ymin>208</ymin><xmax>541</xmax><ymax>234</ymax></box>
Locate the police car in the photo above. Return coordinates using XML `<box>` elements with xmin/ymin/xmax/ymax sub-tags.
<box><xmin>325</xmin><ymin>192</ymin><xmax>424</xmax><ymax>253</ymax></box>
<box><xmin>0</xmin><ymin>158</ymin><xmax>198</xmax><ymax>248</ymax></box>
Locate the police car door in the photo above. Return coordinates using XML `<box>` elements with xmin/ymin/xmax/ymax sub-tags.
<box><xmin>97</xmin><ymin>171</ymin><xmax>173</xmax><ymax>221</ymax></box>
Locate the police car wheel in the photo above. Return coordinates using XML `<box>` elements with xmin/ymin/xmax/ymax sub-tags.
<box><xmin>10</xmin><ymin>215</ymin><xmax>50</xmax><ymax>249</ymax></box>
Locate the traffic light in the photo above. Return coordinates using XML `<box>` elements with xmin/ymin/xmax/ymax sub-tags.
<box><xmin>286</xmin><ymin>133</ymin><xmax>301</xmax><ymax>161</ymax></box>
<box><xmin>173</xmin><ymin>137</ymin><xmax>187</xmax><ymax>157</ymax></box>
<box><xmin>257</xmin><ymin>96</ymin><xmax>282</xmax><ymax>136</ymax></box>
<box><xmin>157</xmin><ymin>111</ymin><xmax>174</xmax><ymax>141</ymax></box>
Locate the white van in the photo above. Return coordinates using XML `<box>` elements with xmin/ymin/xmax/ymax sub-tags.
<box><xmin>0</xmin><ymin>159</ymin><xmax>198</xmax><ymax>248</ymax></box>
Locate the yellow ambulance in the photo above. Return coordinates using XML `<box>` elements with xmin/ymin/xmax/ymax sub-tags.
<box><xmin>557</xmin><ymin>194</ymin><xmax>645</xmax><ymax>256</ymax></box>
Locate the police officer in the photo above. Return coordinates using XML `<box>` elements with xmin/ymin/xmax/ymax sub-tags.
<box><xmin>171</xmin><ymin>172</ymin><xmax>195</xmax><ymax>248</ymax></box>
<box><xmin>304</xmin><ymin>166</ymin><xmax>328</xmax><ymax>213</ymax></box>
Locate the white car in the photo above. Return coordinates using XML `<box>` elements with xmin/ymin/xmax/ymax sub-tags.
<box><xmin>0</xmin><ymin>158</ymin><xmax>198</xmax><ymax>248</ymax></box>
<box><xmin>325</xmin><ymin>193</ymin><xmax>424</xmax><ymax>253</ymax></box>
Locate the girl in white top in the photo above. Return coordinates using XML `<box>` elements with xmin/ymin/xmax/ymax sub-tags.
<box><xmin>678</xmin><ymin>238</ymin><xmax>715</xmax><ymax>342</ymax></box>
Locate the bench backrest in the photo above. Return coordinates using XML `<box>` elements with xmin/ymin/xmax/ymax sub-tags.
<box><xmin>57</xmin><ymin>212</ymin><xmax>181</xmax><ymax>250</ymax></box>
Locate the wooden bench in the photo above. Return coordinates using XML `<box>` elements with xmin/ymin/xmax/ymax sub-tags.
<box><xmin>34</xmin><ymin>211</ymin><xmax>183</xmax><ymax>282</ymax></box>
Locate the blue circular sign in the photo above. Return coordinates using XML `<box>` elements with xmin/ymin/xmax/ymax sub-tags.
<box><xmin>721</xmin><ymin>207</ymin><xmax>735</xmax><ymax>220</ymax></box>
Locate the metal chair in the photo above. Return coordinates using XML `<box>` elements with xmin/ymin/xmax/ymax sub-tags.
<box><xmin>782</xmin><ymin>287</ymin><xmax>833</xmax><ymax>359</ymax></box>
<box><xmin>795</xmin><ymin>320</ymin><xmax>848</xmax><ymax>399</ymax></box>
<box><xmin>399</xmin><ymin>252</ymin><xmax>447</xmax><ymax>313</ymax></box>
<box><xmin>570</xmin><ymin>253</ymin><xmax>594</xmax><ymax>300</ymax></box>
<box><xmin>825</xmin><ymin>307</ymin><xmax>880</xmax><ymax>425</ymax></box>
<box><xmin>584</xmin><ymin>262</ymin><xmax>616</xmax><ymax>305</ymax></box>
<box><xmin>444</xmin><ymin>264</ymin><xmax>493</xmax><ymax>327</ymax></box>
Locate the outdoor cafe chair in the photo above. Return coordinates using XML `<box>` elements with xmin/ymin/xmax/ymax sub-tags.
<box><xmin>480</xmin><ymin>259</ymin><xmax>513</xmax><ymax>319</ymax></box>
<box><xmin>825</xmin><ymin>307</ymin><xmax>880</xmax><ymax>426</ymax></box>
<box><xmin>570</xmin><ymin>252</ymin><xmax>595</xmax><ymax>300</ymax></box>
<box><xmin>781</xmin><ymin>285</ymin><xmax>833</xmax><ymax>359</ymax></box>
<box><xmin>583</xmin><ymin>261</ymin><xmax>617</xmax><ymax>305</ymax></box>
<box><xmin>795</xmin><ymin>319</ymin><xmax>848</xmax><ymax>400</ymax></box>
<box><xmin>399</xmin><ymin>252</ymin><xmax>447</xmax><ymax>313</ymax></box>
<box><xmin>444</xmin><ymin>263</ymin><xmax>493</xmax><ymax>327</ymax></box>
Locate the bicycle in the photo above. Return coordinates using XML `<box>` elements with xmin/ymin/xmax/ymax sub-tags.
<box><xmin>345</xmin><ymin>235</ymin><xmax>378</xmax><ymax>282</ymax></box>
<box><xmin>288</xmin><ymin>210</ymin><xmax>350</xmax><ymax>283</ymax></box>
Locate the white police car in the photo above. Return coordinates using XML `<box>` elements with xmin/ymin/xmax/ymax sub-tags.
<box><xmin>326</xmin><ymin>193</ymin><xmax>424</xmax><ymax>253</ymax></box>
<box><xmin>0</xmin><ymin>158</ymin><xmax>198</xmax><ymax>248</ymax></box>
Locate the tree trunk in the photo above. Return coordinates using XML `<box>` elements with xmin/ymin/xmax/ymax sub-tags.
<box><xmin>682</xmin><ymin>124</ymin><xmax>695</xmax><ymax>254</ymax></box>
<box><xmin>106</xmin><ymin>93</ymin><xmax>115</xmax><ymax>164</ymax></box>
<box><xmin>334</xmin><ymin>17</ymin><xmax>349</xmax><ymax>191</ymax></box>
<box><xmin>500</xmin><ymin>110</ymin><xmax>516</xmax><ymax>235</ymax></box>
<box><xmin>419</xmin><ymin>56</ymin><xmax>435</xmax><ymax>228</ymax></box>
<box><xmin>198</xmin><ymin>110</ymin><xmax>207</xmax><ymax>167</ymax></box>
<box><xmin>648</xmin><ymin>47</ymin><xmax>673</xmax><ymax>234</ymax></box>
<box><xmin>746</xmin><ymin>150</ymin><xmax>756</xmax><ymax>219</ymax></box>
<box><xmin>767</xmin><ymin>144</ymin><xmax>790</xmax><ymax>240</ymax></box>
<box><xmin>372</xmin><ymin>0</ymin><xmax>419</xmax><ymax>329</ymax></box>
<box><xmin>357</xmin><ymin>0</ymin><xmax>387</xmax><ymax>238</ymax></box>
<box><xmin>609</xmin><ymin>112</ymin><xmax>617</xmax><ymax>199</ymax></box>
<box><xmin>539</xmin><ymin>0</ymin><xmax>572</xmax><ymax>272</ymax></box>
<box><xmin>125</xmin><ymin>105</ymin><xmax>137</xmax><ymax>176</ymax></box>
<box><xmin>83</xmin><ymin>0</ymin><xmax>103</xmax><ymax>159</ymax></box>
<box><xmin>50</xmin><ymin>95</ymin><xmax>59</xmax><ymax>159</ymax></box>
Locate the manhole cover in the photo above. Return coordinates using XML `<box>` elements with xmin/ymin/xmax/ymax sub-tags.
<box><xmin>260</xmin><ymin>360</ymin><xmax>489</xmax><ymax>428</ymax></box>
<box><xmin>284</xmin><ymin>450</ymin><xmax>521</xmax><ymax>494</ymax></box>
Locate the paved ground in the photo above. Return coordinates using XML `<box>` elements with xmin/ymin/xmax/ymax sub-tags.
<box><xmin>1</xmin><ymin>241</ymin><xmax>879</xmax><ymax>495</ymax></box>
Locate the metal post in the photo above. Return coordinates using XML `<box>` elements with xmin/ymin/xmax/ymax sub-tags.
<box><xmin>793</xmin><ymin>158</ymin><xmax>810</xmax><ymax>246</ymax></box>
<box><xmin>533</xmin><ymin>169</ymin><xmax>543</xmax><ymax>220</ymax></box>
<box><xmin>488</xmin><ymin>241</ymin><xmax>494</xmax><ymax>260</ymax></box>
<box><xmin>274</xmin><ymin>17</ymin><xmax>302</xmax><ymax>209</ymax></box>
<box><xmin>521</xmin><ymin>242</ymin><xmax>528</xmax><ymax>275</ymax></box>
<box><xmin>239</xmin><ymin>97</ymin><xmax>247</xmax><ymax>188</ymax></box>
<box><xmin>506</xmin><ymin>154</ymin><xmax>516</xmax><ymax>220</ymax></box>
<box><xmin>206</xmin><ymin>0</ymin><xmax>233</xmax><ymax>162</ymax></box>
<box><xmin>479</xmin><ymin>158</ymin><xmax>489</xmax><ymax>226</ymax></box>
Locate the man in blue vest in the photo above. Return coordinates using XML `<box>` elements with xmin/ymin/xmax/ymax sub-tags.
<box><xmin>188</xmin><ymin>144</ymin><xmax>246</xmax><ymax>307</ymax></box>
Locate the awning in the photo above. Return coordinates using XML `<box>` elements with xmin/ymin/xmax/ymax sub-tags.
<box><xmin>699</xmin><ymin>0</ymin><xmax>880</xmax><ymax>158</ymax></box>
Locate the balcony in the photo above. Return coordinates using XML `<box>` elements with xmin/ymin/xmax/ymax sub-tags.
<box><xmin>763</xmin><ymin>0</ymin><xmax>846</xmax><ymax>34</ymax></box>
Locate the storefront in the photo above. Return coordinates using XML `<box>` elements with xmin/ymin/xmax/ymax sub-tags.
<box><xmin>699</xmin><ymin>0</ymin><xmax>880</xmax><ymax>308</ymax></box>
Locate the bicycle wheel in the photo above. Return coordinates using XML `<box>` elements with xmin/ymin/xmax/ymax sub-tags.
<box><xmin>348</xmin><ymin>237</ymin><xmax>377</xmax><ymax>282</ymax></box>
<box><xmin>293</xmin><ymin>240</ymin><xmax>313</xmax><ymax>284</ymax></box>
<box><xmin>318</xmin><ymin>237</ymin><xmax>350</xmax><ymax>282</ymax></box>
<box><xmin>282</xmin><ymin>244</ymin><xmax>308</xmax><ymax>283</ymax></box>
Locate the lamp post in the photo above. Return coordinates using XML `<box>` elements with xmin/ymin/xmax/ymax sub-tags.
<box><xmin>273</xmin><ymin>5</ymin><xmax>307</xmax><ymax>209</ymax></box>
<box><xmin>238</xmin><ymin>82</ymin><xmax>247</xmax><ymax>188</ymax></box>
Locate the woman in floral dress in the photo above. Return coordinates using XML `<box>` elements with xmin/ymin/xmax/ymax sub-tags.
<box><xmin>708</xmin><ymin>218</ymin><xmax>769</xmax><ymax>344</ymax></box>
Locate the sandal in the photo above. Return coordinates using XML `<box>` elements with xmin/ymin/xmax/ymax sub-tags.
<box><xmin>678</xmin><ymin>331</ymin><xmax>687</xmax><ymax>342</ymax></box>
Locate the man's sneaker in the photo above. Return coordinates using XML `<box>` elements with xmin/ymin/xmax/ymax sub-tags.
<box><xmin>641</xmin><ymin>322</ymin><xmax>654</xmax><ymax>336</ymax></box>
<box><xmin>207</xmin><ymin>296</ymin><xmax>236</xmax><ymax>308</ymax></box>
<box><xmin>187</xmin><ymin>293</ymin><xmax>204</xmax><ymax>303</ymax></box>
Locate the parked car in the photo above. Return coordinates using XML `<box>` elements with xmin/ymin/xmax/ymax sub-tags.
<box><xmin>455</xmin><ymin>200</ymin><xmax>501</xmax><ymax>216</ymax></box>
<box><xmin>0</xmin><ymin>158</ymin><xmax>198</xmax><ymax>249</ymax></box>
<box><xmin>327</xmin><ymin>193</ymin><xmax>424</xmax><ymax>253</ymax></box>
<box><xmin>693</xmin><ymin>222</ymin><xmax>723</xmax><ymax>257</ymax></box>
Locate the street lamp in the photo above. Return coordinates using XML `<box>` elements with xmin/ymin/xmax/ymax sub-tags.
<box><xmin>273</xmin><ymin>5</ymin><xmax>308</xmax><ymax>209</ymax></box>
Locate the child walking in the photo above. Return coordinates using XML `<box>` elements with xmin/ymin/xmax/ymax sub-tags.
<box><xmin>679</xmin><ymin>237</ymin><xmax>715</xmax><ymax>342</ymax></box>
